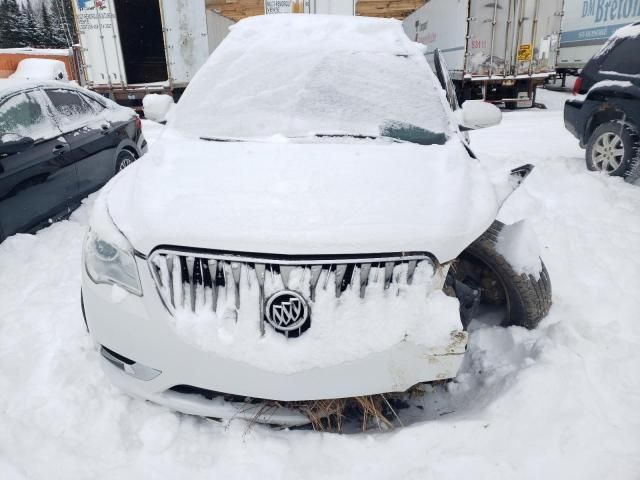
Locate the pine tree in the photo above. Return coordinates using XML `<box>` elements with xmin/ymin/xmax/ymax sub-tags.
<box><xmin>38</xmin><ymin>1</ymin><xmax>54</xmax><ymax>47</ymax></box>
<box><xmin>49</xmin><ymin>0</ymin><xmax>74</xmax><ymax>47</ymax></box>
<box><xmin>0</xmin><ymin>0</ymin><xmax>25</xmax><ymax>47</ymax></box>
<box><xmin>23</xmin><ymin>0</ymin><xmax>40</xmax><ymax>47</ymax></box>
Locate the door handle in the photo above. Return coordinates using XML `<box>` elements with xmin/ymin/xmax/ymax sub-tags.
<box><xmin>52</xmin><ymin>144</ymin><xmax>69</xmax><ymax>156</ymax></box>
<box><xmin>100</xmin><ymin>124</ymin><xmax>110</xmax><ymax>135</ymax></box>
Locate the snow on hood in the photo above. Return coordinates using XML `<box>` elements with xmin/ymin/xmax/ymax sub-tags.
<box><xmin>105</xmin><ymin>136</ymin><xmax>500</xmax><ymax>262</ymax></box>
<box><xmin>169</xmin><ymin>14</ymin><xmax>452</xmax><ymax>141</ymax></box>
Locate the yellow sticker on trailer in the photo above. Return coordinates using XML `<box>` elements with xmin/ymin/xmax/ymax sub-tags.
<box><xmin>517</xmin><ymin>44</ymin><xmax>533</xmax><ymax>62</ymax></box>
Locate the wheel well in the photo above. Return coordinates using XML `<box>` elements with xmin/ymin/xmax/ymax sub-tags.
<box><xmin>121</xmin><ymin>146</ymin><xmax>139</xmax><ymax>159</ymax></box>
<box><xmin>586</xmin><ymin>108</ymin><xmax>625</xmax><ymax>141</ymax></box>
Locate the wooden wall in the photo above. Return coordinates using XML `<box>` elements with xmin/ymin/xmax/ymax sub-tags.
<box><xmin>205</xmin><ymin>0</ymin><xmax>426</xmax><ymax>22</ymax></box>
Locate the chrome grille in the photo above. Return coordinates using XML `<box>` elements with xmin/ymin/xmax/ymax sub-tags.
<box><xmin>148</xmin><ymin>249</ymin><xmax>439</xmax><ymax>333</ymax></box>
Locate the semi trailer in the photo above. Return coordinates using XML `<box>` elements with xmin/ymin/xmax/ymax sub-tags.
<box><xmin>403</xmin><ymin>0</ymin><xmax>564</xmax><ymax>108</ymax></box>
<box><xmin>557</xmin><ymin>0</ymin><xmax>640</xmax><ymax>76</ymax></box>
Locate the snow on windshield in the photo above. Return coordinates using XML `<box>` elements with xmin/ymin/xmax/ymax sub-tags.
<box><xmin>169</xmin><ymin>15</ymin><xmax>451</xmax><ymax>140</ymax></box>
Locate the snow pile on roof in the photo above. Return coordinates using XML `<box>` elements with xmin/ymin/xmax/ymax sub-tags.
<box><xmin>611</xmin><ymin>21</ymin><xmax>640</xmax><ymax>40</ymax></box>
<box><xmin>169</xmin><ymin>14</ymin><xmax>451</xmax><ymax>140</ymax></box>
<box><xmin>9</xmin><ymin>58</ymin><xmax>68</xmax><ymax>81</ymax></box>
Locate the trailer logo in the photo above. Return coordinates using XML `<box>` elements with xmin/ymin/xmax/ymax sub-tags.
<box><xmin>77</xmin><ymin>0</ymin><xmax>108</xmax><ymax>11</ymax></box>
<box><xmin>581</xmin><ymin>0</ymin><xmax>640</xmax><ymax>23</ymax></box>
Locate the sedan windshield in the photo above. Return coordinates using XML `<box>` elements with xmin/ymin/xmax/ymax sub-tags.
<box><xmin>169</xmin><ymin>16</ymin><xmax>452</xmax><ymax>142</ymax></box>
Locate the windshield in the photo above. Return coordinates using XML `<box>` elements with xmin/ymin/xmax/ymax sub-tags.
<box><xmin>169</xmin><ymin>16</ymin><xmax>452</xmax><ymax>143</ymax></box>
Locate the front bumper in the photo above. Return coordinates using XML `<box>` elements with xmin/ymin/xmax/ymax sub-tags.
<box><xmin>82</xmin><ymin>256</ymin><xmax>467</xmax><ymax>420</ymax></box>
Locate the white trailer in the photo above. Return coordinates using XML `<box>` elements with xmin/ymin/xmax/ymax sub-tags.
<box><xmin>558</xmin><ymin>0</ymin><xmax>640</xmax><ymax>74</ymax></box>
<box><xmin>403</xmin><ymin>0</ymin><xmax>564</xmax><ymax>108</ymax></box>
<box><xmin>72</xmin><ymin>0</ymin><xmax>211</xmax><ymax>108</ymax></box>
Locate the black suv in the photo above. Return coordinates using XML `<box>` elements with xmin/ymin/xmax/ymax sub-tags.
<box><xmin>0</xmin><ymin>80</ymin><xmax>146</xmax><ymax>242</ymax></box>
<box><xmin>564</xmin><ymin>22</ymin><xmax>640</xmax><ymax>181</ymax></box>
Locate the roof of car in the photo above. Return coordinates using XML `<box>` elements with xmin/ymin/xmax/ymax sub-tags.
<box><xmin>0</xmin><ymin>79</ymin><xmax>78</xmax><ymax>98</ymax></box>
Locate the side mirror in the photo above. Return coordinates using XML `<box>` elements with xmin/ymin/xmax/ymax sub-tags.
<box><xmin>455</xmin><ymin>100</ymin><xmax>502</xmax><ymax>130</ymax></box>
<box><xmin>0</xmin><ymin>135</ymin><xmax>35</xmax><ymax>155</ymax></box>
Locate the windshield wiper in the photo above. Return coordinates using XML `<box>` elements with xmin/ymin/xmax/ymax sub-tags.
<box><xmin>311</xmin><ymin>133</ymin><xmax>408</xmax><ymax>143</ymax></box>
<box><xmin>379</xmin><ymin>122</ymin><xmax>447</xmax><ymax>146</ymax></box>
<box><xmin>200</xmin><ymin>136</ymin><xmax>245</xmax><ymax>143</ymax></box>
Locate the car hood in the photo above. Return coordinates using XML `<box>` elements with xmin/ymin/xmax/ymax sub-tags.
<box><xmin>105</xmin><ymin>136</ymin><xmax>500</xmax><ymax>262</ymax></box>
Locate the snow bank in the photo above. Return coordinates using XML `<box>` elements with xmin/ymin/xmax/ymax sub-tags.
<box><xmin>142</xmin><ymin>94</ymin><xmax>174</xmax><ymax>123</ymax></box>
<box><xmin>9</xmin><ymin>58</ymin><xmax>68</xmax><ymax>81</ymax></box>
<box><xmin>170</xmin><ymin>15</ymin><xmax>451</xmax><ymax>140</ymax></box>
<box><xmin>495</xmin><ymin>220</ymin><xmax>542</xmax><ymax>278</ymax></box>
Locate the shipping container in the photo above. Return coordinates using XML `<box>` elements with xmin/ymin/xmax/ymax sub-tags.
<box><xmin>403</xmin><ymin>0</ymin><xmax>564</xmax><ymax>108</ymax></box>
<box><xmin>72</xmin><ymin>0</ymin><xmax>210</xmax><ymax>107</ymax></box>
<box><xmin>558</xmin><ymin>0</ymin><xmax>640</xmax><ymax>74</ymax></box>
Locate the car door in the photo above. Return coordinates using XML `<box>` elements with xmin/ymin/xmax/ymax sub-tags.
<box><xmin>43</xmin><ymin>88</ymin><xmax>118</xmax><ymax>199</ymax></box>
<box><xmin>0</xmin><ymin>89</ymin><xmax>76</xmax><ymax>240</ymax></box>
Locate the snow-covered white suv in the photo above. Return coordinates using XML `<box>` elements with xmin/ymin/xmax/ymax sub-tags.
<box><xmin>81</xmin><ymin>15</ymin><xmax>551</xmax><ymax>427</ymax></box>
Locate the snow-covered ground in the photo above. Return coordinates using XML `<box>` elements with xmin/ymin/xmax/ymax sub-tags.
<box><xmin>1</xmin><ymin>88</ymin><xmax>640</xmax><ymax>479</ymax></box>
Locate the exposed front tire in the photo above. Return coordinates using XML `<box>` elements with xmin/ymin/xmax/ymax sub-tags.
<box><xmin>115</xmin><ymin>149</ymin><xmax>136</xmax><ymax>173</ymax></box>
<box><xmin>449</xmin><ymin>220</ymin><xmax>552</xmax><ymax>329</ymax></box>
<box><xmin>586</xmin><ymin>121</ymin><xmax>640</xmax><ymax>182</ymax></box>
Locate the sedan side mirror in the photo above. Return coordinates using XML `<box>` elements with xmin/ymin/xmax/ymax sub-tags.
<box><xmin>455</xmin><ymin>100</ymin><xmax>502</xmax><ymax>130</ymax></box>
<box><xmin>0</xmin><ymin>135</ymin><xmax>35</xmax><ymax>155</ymax></box>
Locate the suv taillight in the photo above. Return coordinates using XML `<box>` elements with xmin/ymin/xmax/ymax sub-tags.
<box><xmin>572</xmin><ymin>77</ymin><xmax>583</xmax><ymax>95</ymax></box>
<box><xmin>135</xmin><ymin>115</ymin><xmax>142</xmax><ymax>131</ymax></box>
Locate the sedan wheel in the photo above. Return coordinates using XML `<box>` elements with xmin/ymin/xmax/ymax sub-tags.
<box><xmin>116</xmin><ymin>150</ymin><xmax>136</xmax><ymax>173</ymax></box>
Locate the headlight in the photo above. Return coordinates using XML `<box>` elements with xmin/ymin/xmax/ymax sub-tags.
<box><xmin>84</xmin><ymin>228</ymin><xmax>142</xmax><ymax>296</ymax></box>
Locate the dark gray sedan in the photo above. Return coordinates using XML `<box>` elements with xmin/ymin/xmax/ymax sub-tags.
<box><xmin>0</xmin><ymin>79</ymin><xmax>147</xmax><ymax>242</ymax></box>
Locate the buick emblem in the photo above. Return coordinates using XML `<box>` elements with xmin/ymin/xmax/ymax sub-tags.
<box><xmin>265</xmin><ymin>290</ymin><xmax>310</xmax><ymax>336</ymax></box>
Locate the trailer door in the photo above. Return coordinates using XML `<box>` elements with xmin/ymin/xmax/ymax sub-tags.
<box><xmin>466</xmin><ymin>0</ymin><xmax>512</xmax><ymax>77</ymax></box>
<box><xmin>512</xmin><ymin>0</ymin><xmax>562</xmax><ymax>75</ymax></box>
<box><xmin>161</xmin><ymin>0</ymin><xmax>210</xmax><ymax>87</ymax></box>
<box><xmin>73</xmin><ymin>0</ymin><xmax>127</xmax><ymax>87</ymax></box>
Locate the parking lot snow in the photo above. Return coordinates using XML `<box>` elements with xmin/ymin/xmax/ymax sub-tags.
<box><xmin>1</xmin><ymin>88</ymin><xmax>640</xmax><ymax>479</ymax></box>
